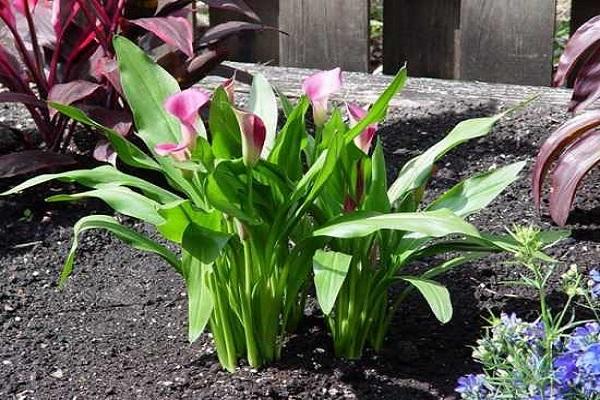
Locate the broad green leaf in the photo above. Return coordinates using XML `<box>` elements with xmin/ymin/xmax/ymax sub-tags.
<box><xmin>268</xmin><ymin>97</ymin><xmax>309</xmax><ymax>180</ymax></box>
<box><xmin>427</xmin><ymin>161</ymin><xmax>526</xmax><ymax>217</ymax></box>
<box><xmin>273</xmin><ymin>85</ymin><xmax>294</xmax><ymax>117</ymax></box>
<box><xmin>1</xmin><ymin>165</ymin><xmax>179</xmax><ymax>204</ymax></box>
<box><xmin>206</xmin><ymin>160</ymin><xmax>260</xmax><ymax>224</ymax></box>
<box><xmin>49</xmin><ymin>102</ymin><xmax>161</xmax><ymax>171</ymax></box>
<box><xmin>47</xmin><ymin>187</ymin><xmax>164</xmax><ymax>226</ymax></box>
<box><xmin>61</xmin><ymin>215</ymin><xmax>180</xmax><ymax>285</ymax></box>
<box><xmin>158</xmin><ymin>200</ymin><xmax>222</xmax><ymax>243</ymax></box>
<box><xmin>181</xmin><ymin>251</ymin><xmax>214</xmax><ymax>343</ymax></box>
<box><xmin>402</xmin><ymin>277</ymin><xmax>452</xmax><ymax>323</ymax></box>
<box><xmin>114</xmin><ymin>36</ymin><xmax>180</xmax><ymax>148</ymax></box>
<box><xmin>364</xmin><ymin>139</ymin><xmax>390</xmax><ymax>213</ymax></box>
<box><xmin>388</xmin><ymin>114</ymin><xmax>503</xmax><ymax>205</ymax></box>
<box><xmin>314</xmin><ymin>209</ymin><xmax>480</xmax><ymax>239</ymax></box>
<box><xmin>209</xmin><ymin>87</ymin><xmax>242</xmax><ymax>160</ymax></box>
<box><xmin>182</xmin><ymin>222</ymin><xmax>231</xmax><ymax>264</ymax></box>
<box><xmin>114</xmin><ymin>36</ymin><xmax>204</xmax><ymax>207</ymax></box>
<box><xmin>248</xmin><ymin>73</ymin><xmax>278</xmax><ymax>158</ymax></box>
<box><xmin>313</xmin><ymin>250</ymin><xmax>353</xmax><ymax>315</ymax></box>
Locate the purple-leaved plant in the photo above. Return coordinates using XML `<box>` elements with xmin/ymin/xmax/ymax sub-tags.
<box><xmin>0</xmin><ymin>0</ymin><xmax>271</xmax><ymax>177</ymax></box>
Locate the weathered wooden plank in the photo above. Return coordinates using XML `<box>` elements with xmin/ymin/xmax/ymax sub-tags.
<box><xmin>458</xmin><ymin>0</ymin><xmax>556</xmax><ymax>86</ymax></box>
<box><xmin>278</xmin><ymin>0</ymin><xmax>369</xmax><ymax>72</ymax></box>
<box><xmin>208</xmin><ymin>0</ymin><xmax>279</xmax><ymax>64</ymax></box>
<box><xmin>204</xmin><ymin>63</ymin><xmax>573</xmax><ymax>110</ymax></box>
<box><xmin>571</xmin><ymin>0</ymin><xmax>600</xmax><ymax>33</ymax></box>
<box><xmin>383</xmin><ymin>0</ymin><xmax>460</xmax><ymax>79</ymax></box>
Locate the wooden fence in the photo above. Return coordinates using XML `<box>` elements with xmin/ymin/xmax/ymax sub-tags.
<box><xmin>210</xmin><ymin>0</ymin><xmax>600</xmax><ymax>87</ymax></box>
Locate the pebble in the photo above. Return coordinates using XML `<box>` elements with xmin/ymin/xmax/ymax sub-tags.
<box><xmin>50</xmin><ymin>369</ymin><xmax>64</xmax><ymax>379</ymax></box>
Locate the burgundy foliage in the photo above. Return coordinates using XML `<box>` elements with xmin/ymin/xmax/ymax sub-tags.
<box><xmin>534</xmin><ymin>15</ymin><xmax>600</xmax><ymax>225</ymax></box>
<box><xmin>0</xmin><ymin>0</ymin><xmax>267</xmax><ymax>177</ymax></box>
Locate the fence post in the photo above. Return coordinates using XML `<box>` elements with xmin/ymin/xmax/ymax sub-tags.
<box><xmin>383</xmin><ymin>0</ymin><xmax>460</xmax><ymax>79</ymax></box>
<box><xmin>458</xmin><ymin>0</ymin><xmax>555</xmax><ymax>86</ymax></box>
<box><xmin>278</xmin><ymin>0</ymin><xmax>370</xmax><ymax>72</ymax></box>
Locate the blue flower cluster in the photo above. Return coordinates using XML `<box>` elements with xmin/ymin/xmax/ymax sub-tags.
<box><xmin>553</xmin><ymin>323</ymin><xmax>600</xmax><ymax>397</ymax></box>
<box><xmin>456</xmin><ymin>315</ymin><xmax>600</xmax><ymax>400</ymax></box>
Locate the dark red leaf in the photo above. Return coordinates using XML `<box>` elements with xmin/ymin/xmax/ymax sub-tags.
<box><xmin>570</xmin><ymin>46</ymin><xmax>600</xmax><ymax>112</ymax></box>
<box><xmin>128</xmin><ymin>16</ymin><xmax>194</xmax><ymax>58</ymax></box>
<box><xmin>0</xmin><ymin>150</ymin><xmax>76</xmax><ymax>178</ymax></box>
<box><xmin>47</xmin><ymin>80</ymin><xmax>102</xmax><ymax>117</ymax></box>
<box><xmin>532</xmin><ymin>110</ymin><xmax>600</xmax><ymax>209</ymax></box>
<box><xmin>554</xmin><ymin>15</ymin><xmax>600</xmax><ymax>87</ymax></box>
<box><xmin>83</xmin><ymin>106</ymin><xmax>132</xmax><ymax>136</ymax></box>
<box><xmin>91</xmin><ymin>55</ymin><xmax>122</xmax><ymax>94</ymax></box>
<box><xmin>157</xmin><ymin>0</ymin><xmax>260</xmax><ymax>22</ymax></box>
<box><xmin>198</xmin><ymin>21</ymin><xmax>277</xmax><ymax>46</ymax></box>
<box><xmin>549</xmin><ymin>130</ymin><xmax>600</xmax><ymax>226</ymax></box>
<box><xmin>0</xmin><ymin>92</ymin><xmax>45</xmax><ymax>107</ymax></box>
<box><xmin>202</xmin><ymin>0</ymin><xmax>260</xmax><ymax>22</ymax></box>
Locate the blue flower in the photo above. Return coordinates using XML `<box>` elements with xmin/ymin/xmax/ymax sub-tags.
<box><xmin>456</xmin><ymin>374</ymin><xmax>489</xmax><ymax>399</ymax></box>
<box><xmin>500</xmin><ymin>313</ymin><xmax>522</xmax><ymax>329</ymax></box>
<box><xmin>566</xmin><ymin>323</ymin><xmax>600</xmax><ymax>353</ymax></box>
<box><xmin>528</xmin><ymin>386</ymin><xmax>565</xmax><ymax>400</ymax></box>
<box><xmin>589</xmin><ymin>269</ymin><xmax>600</xmax><ymax>300</ymax></box>
<box><xmin>578</xmin><ymin>343</ymin><xmax>600</xmax><ymax>394</ymax></box>
<box><xmin>554</xmin><ymin>352</ymin><xmax>578</xmax><ymax>387</ymax></box>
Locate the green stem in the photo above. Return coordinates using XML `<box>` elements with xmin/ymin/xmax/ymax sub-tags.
<box><xmin>241</xmin><ymin>238</ymin><xmax>261</xmax><ymax>367</ymax></box>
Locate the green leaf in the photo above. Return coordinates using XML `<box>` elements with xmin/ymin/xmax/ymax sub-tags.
<box><xmin>343</xmin><ymin>66</ymin><xmax>407</xmax><ymax>144</ymax></box>
<box><xmin>209</xmin><ymin>87</ymin><xmax>242</xmax><ymax>160</ymax></box>
<box><xmin>273</xmin><ymin>85</ymin><xmax>294</xmax><ymax>118</ymax></box>
<box><xmin>1</xmin><ymin>165</ymin><xmax>179</xmax><ymax>204</ymax></box>
<box><xmin>313</xmin><ymin>250</ymin><xmax>353</xmax><ymax>315</ymax></box>
<box><xmin>427</xmin><ymin>161</ymin><xmax>526</xmax><ymax>217</ymax></box>
<box><xmin>61</xmin><ymin>215</ymin><xmax>180</xmax><ymax>285</ymax></box>
<box><xmin>114</xmin><ymin>36</ymin><xmax>180</xmax><ymax>149</ymax></box>
<box><xmin>205</xmin><ymin>160</ymin><xmax>260</xmax><ymax>224</ymax></box>
<box><xmin>182</xmin><ymin>222</ymin><xmax>231</xmax><ymax>264</ymax></box>
<box><xmin>158</xmin><ymin>200</ymin><xmax>222</xmax><ymax>243</ymax></box>
<box><xmin>248</xmin><ymin>73</ymin><xmax>278</xmax><ymax>158</ymax></box>
<box><xmin>113</xmin><ymin>36</ymin><xmax>204</xmax><ymax>207</ymax></box>
<box><xmin>364</xmin><ymin>139</ymin><xmax>390</xmax><ymax>213</ymax></box>
<box><xmin>181</xmin><ymin>251</ymin><xmax>214</xmax><ymax>343</ymax></box>
<box><xmin>268</xmin><ymin>97</ymin><xmax>309</xmax><ymax>180</ymax></box>
<box><xmin>49</xmin><ymin>103</ymin><xmax>161</xmax><ymax>171</ymax></box>
<box><xmin>402</xmin><ymin>277</ymin><xmax>452</xmax><ymax>323</ymax></box>
<box><xmin>388</xmin><ymin>114</ymin><xmax>504</xmax><ymax>205</ymax></box>
<box><xmin>314</xmin><ymin>209</ymin><xmax>480</xmax><ymax>239</ymax></box>
<box><xmin>47</xmin><ymin>187</ymin><xmax>164</xmax><ymax>226</ymax></box>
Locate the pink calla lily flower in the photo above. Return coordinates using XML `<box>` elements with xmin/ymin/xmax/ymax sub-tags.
<box><xmin>234</xmin><ymin>108</ymin><xmax>266</xmax><ymax>168</ymax></box>
<box><xmin>347</xmin><ymin>102</ymin><xmax>377</xmax><ymax>154</ymax></box>
<box><xmin>302</xmin><ymin>67</ymin><xmax>342</xmax><ymax>127</ymax></box>
<box><xmin>155</xmin><ymin>87</ymin><xmax>210</xmax><ymax>159</ymax></box>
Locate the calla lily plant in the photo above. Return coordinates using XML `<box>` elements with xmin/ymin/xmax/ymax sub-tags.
<box><xmin>1</xmin><ymin>37</ymin><xmax>560</xmax><ymax>371</ymax></box>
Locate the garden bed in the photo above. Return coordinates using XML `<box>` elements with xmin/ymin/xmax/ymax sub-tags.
<box><xmin>1</xmin><ymin>89</ymin><xmax>599</xmax><ymax>399</ymax></box>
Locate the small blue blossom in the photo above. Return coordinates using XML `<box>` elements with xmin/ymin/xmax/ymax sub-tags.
<box><xmin>590</xmin><ymin>269</ymin><xmax>600</xmax><ymax>300</ymax></box>
<box><xmin>566</xmin><ymin>323</ymin><xmax>600</xmax><ymax>353</ymax></box>
<box><xmin>554</xmin><ymin>352</ymin><xmax>578</xmax><ymax>387</ymax></box>
<box><xmin>456</xmin><ymin>374</ymin><xmax>490</xmax><ymax>399</ymax></box>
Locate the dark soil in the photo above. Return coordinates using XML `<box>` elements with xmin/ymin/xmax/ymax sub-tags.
<box><xmin>2</xmin><ymin>98</ymin><xmax>599</xmax><ymax>400</ymax></box>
